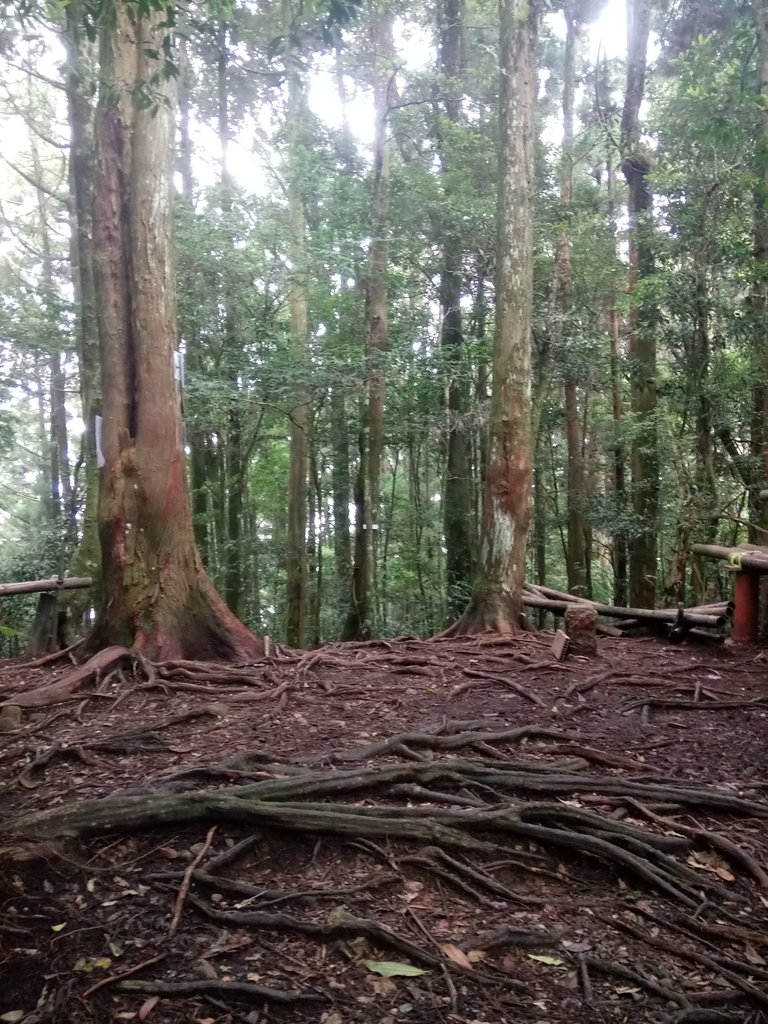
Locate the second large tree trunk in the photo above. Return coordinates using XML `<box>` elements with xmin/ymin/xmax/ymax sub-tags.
<box><xmin>91</xmin><ymin>2</ymin><xmax>262</xmax><ymax>661</ymax></box>
<box><xmin>622</xmin><ymin>0</ymin><xmax>659</xmax><ymax>609</ymax></box>
<box><xmin>450</xmin><ymin>0</ymin><xmax>537</xmax><ymax>633</ymax></box>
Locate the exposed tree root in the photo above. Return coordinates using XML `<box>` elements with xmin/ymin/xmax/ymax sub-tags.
<box><xmin>622</xmin><ymin>696</ymin><xmax>768</xmax><ymax>714</ymax></box>
<box><xmin>83</xmin><ymin>952</ymin><xmax>168</xmax><ymax>998</ymax></box>
<box><xmin>148</xmin><ymin>866</ymin><xmax>400</xmax><ymax>908</ymax></box>
<box><xmin>14</xmin><ymin>638</ymin><xmax>86</xmax><ymax>670</ymax></box>
<box><xmin>12</xmin><ymin>705</ymin><xmax>229</xmax><ymax>787</ymax></box>
<box><xmin>184</xmin><ymin>893</ymin><xmax>470</xmax><ymax>974</ymax></box>
<box><xmin>116</xmin><ymin>978</ymin><xmax>321</xmax><ymax>1005</ymax></box>
<box><xmin>1</xmin><ymin>646</ymin><xmax>132</xmax><ymax>707</ymax></box>
<box><xmin>619</xmin><ymin>797</ymin><xmax>768</xmax><ymax>889</ymax></box>
<box><xmin>581</xmin><ymin>953</ymin><xmax>689</xmax><ymax>1007</ymax></box>
<box><xmin>606</xmin><ymin>915</ymin><xmax>768</xmax><ymax>1010</ymax></box>
<box><xmin>449</xmin><ymin>668</ymin><xmax>547</xmax><ymax>706</ymax></box>
<box><xmin>5</xmin><ymin>735</ymin><xmax>767</xmax><ymax>918</ymax></box>
<box><xmin>659</xmin><ymin>1011</ymin><xmax>746</xmax><ymax>1024</ymax></box>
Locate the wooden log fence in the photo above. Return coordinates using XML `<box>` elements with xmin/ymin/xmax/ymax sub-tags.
<box><xmin>0</xmin><ymin>578</ymin><xmax>92</xmax><ymax>658</ymax></box>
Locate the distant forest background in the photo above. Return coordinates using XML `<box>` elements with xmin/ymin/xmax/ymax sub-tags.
<box><xmin>0</xmin><ymin>0</ymin><xmax>764</xmax><ymax>649</ymax></box>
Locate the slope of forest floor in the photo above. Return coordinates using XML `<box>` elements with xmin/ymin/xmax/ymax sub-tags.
<box><xmin>0</xmin><ymin>632</ymin><xmax>767</xmax><ymax>1024</ymax></box>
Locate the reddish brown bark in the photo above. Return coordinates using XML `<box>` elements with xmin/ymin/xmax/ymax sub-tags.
<box><xmin>90</xmin><ymin>3</ymin><xmax>262</xmax><ymax>661</ymax></box>
<box><xmin>449</xmin><ymin>0</ymin><xmax>537</xmax><ymax>635</ymax></box>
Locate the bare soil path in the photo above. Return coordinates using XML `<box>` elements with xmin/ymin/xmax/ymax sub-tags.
<box><xmin>0</xmin><ymin>632</ymin><xmax>766</xmax><ymax>1024</ymax></box>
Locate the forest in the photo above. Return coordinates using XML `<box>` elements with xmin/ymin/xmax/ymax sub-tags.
<box><xmin>2</xmin><ymin>2</ymin><xmax>768</xmax><ymax>1024</ymax></box>
<box><xmin>0</xmin><ymin>0</ymin><xmax>765</xmax><ymax>653</ymax></box>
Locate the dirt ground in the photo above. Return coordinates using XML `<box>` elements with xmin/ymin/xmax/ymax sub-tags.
<box><xmin>0</xmin><ymin>631</ymin><xmax>767</xmax><ymax>1024</ymax></box>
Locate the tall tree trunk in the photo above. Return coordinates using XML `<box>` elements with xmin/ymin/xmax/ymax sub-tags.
<box><xmin>606</xmin><ymin>155</ymin><xmax>627</xmax><ymax>606</ymax></box>
<box><xmin>343</xmin><ymin>423</ymin><xmax>370</xmax><ymax>640</ymax></box>
<box><xmin>29</xmin><ymin>114</ymin><xmax>73</xmax><ymax>559</ymax></box>
<box><xmin>622</xmin><ymin>0</ymin><xmax>659</xmax><ymax>609</ymax></box>
<box><xmin>216</xmin><ymin>23</ymin><xmax>245</xmax><ymax>618</ymax></box>
<box><xmin>307</xmin><ymin>450</ymin><xmax>323</xmax><ymax>647</ymax></box>
<box><xmin>437</xmin><ymin>0</ymin><xmax>474</xmax><ymax>619</ymax></box>
<box><xmin>344</xmin><ymin>8</ymin><xmax>393</xmax><ymax>640</ymax></box>
<box><xmin>451</xmin><ymin>0</ymin><xmax>537</xmax><ymax>633</ymax></box>
<box><xmin>62</xmin><ymin>0</ymin><xmax>102</xmax><ymax>619</ymax></box>
<box><xmin>554</xmin><ymin>3</ymin><xmax>588</xmax><ymax>596</ymax></box>
<box><xmin>472</xmin><ymin>256</ymin><xmax>490</xmax><ymax>542</ymax></box>
<box><xmin>690</xmin><ymin>256</ymin><xmax>717</xmax><ymax>601</ymax></box>
<box><xmin>90</xmin><ymin>1</ymin><xmax>262</xmax><ymax>660</ymax></box>
<box><xmin>177</xmin><ymin>36</ymin><xmax>212</xmax><ymax>561</ymax></box>
<box><xmin>284</xmin><ymin>26</ymin><xmax>310</xmax><ymax>648</ymax></box>
<box><xmin>330</xmin><ymin>386</ymin><xmax>352</xmax><ymax>610</ymax></box>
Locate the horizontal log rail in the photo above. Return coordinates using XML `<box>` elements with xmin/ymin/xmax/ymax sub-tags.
<box><xmin>691</xmin><ymin>544</ymin><xmax>768</xmax><ymax>573</ymax></box>
<box><xmin>521</xmin><ymin>592</ymin><xmax>724</xmax><ymax>630</ymax></box>
<box><xmin>691</xmin><ymin>543</ymin><xmax>768</xmax><ymax>644</ymax></box>
<box><xmin>0</xmin><ymin>577</ymin><xmax>92</xmax><ymax>598</ymax></box>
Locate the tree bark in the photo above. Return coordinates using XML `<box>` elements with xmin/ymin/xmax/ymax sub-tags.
<box><xmin>622</xmin><ymin>0</ymin><xmax>659</xmax><ymax>609</ymax></box>
<box><xmin>606</xmin><ymin>155</ymin><xmax>628</xmax><ymax>606</ymax></box>
<box><xmin>90</xmin><ymin>1</ymin><xmax>262</xmax><ymax>660</ymax></box>
<box><xmin>342</xmin><ymin>424</ymin><xmax>370</xmax><ymax>640</ymax></box>
<box><xmin>451</xmin><ymin>0</ymin><xmax>537</xmax><ymax>633</ymax></box>
<box><xmin>437</xmin><ymin>0</ymin><xmax>474</xmax><ymax>619</ymax></box>
<box><xmin>284</xmin><ymin>28</ymin><xmax>311</xmax><ymax>649</ymax></box>
<box><xmin>330</xmin><ymin>386</ymin><xmax>352</xmax><ymax>607</ymax></box>
<box><xmin>217</xmin><ymin>23</ymin><xmax>245</xmax><ymax>620</ymax></box>
<box><xmin>62</xmin><ymin>1</ymin><xmax>101</xmax><ymax>620</ymax></box>
<box><xmin>344</xmin><ymin>8</ymin><xmax>393</xmax><ymax>640</ymax></box>
<box><xmin>554</xmin><ymin>3</ymin><xmax>588</xmax><ymax>596</ymax></box>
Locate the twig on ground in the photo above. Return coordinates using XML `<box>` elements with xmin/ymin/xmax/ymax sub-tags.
<box><xmin>116</xmin><ymin>978</ymin><xmax>320</xmax><ymax>1005</ymax></box>
<box><xmin>582</xmin><ymin>953</ymin><xmax>689</xmax><ymax>1006</ymax></box>
<box><xmin>83</xmin><ymin>952</ymin><xmax>167</xmax><ymax>998</ymax></box>
<box><xmin>168</xmin><ymin>826</ymin><xmax>217</xmax><ymax>934</ymax></box>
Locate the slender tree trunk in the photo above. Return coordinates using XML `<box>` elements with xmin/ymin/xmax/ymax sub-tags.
<box><xmin>451</xmin><ymin>0</ymin><xmax>537</xmax><ymax>633</ymax></box>
<box><xmin>62</xmin><ymin>1</ymin><xmax>101</xmax><ymax>621</ymax></box>
<box><xmin>437</xmin><ymin>0</ymin><xmax>474</xmax><ymax>619</ymax></box>
<box><xmin>216</xmin><ymin>24</ymin><xmax>244</xmax><ymax>618</ymax></box>
<box><xmin>554</xmin><ymin>4</ymin><xmax>588</xmax><ymax>596</ymax></box>
<box><xmin>29</xmin><ymin>116</ymin><xmax>73</xmax><ymax>559</ymax></box>
<box><xmin>365</xmin><ymin>7</ymin><xmax>393</xmax><ymax>636</ymax></box>
<box><xmin>90</xmin><ymin>1</ymin><xmax>262</xmax><ymax>660</ymax></box>
<box><xmin>606</xmin><ymin>157</ymin><xmax>627</xmax><ymax>606</ymax></box>
<box><xmin>284</xmin><ymin>41</ymin><xmax>311</xmax><ymax>648</ymax></box>
<box><xmin>177</xmin><ymin>37</ymin><xmax>211</xmax><ymax>561</ymax></box>
<box><xmin>622</xmin><ymin>0</ymin><xmax>659</xmax><ymax>609</ymax></box>
<box><xmin>533</xmin><ymin>460</ymin><xmax>547</xmax><ymax>627</ymax></box>
<box><xmin>344</xmin><ymin>8</ymin><xmax>393</xmax><ymax>640</ymax></box>
<box><xmin>689</xmin><ymin>256</ymin><xmax>717</xmax><ymax>602</ymax></box>
<box><xmin>343</xmin><ymin>423</ymin><xmax>370</xmax><ymax>640</ymax></box>
<box><xmin>473</xmin><ymin>257</ymin><xmax>490</xmax><ymax>542</ymax></box>
<box><xmin>330</xmin><ymin>386</ymin><xmax>352</xmax><ymax>609</ymax></box>
<box><xmin>330</xmin><ymin>57</ymin><xmax>354</xmax><ymax>626</ymax></box>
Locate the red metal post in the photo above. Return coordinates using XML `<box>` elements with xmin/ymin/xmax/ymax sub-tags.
<box><xmin>733</xmin><ymin>571</ymin><xmax>760</xmax><ymax>644</ymax></box>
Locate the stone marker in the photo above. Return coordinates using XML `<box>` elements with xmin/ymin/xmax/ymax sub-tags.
<box><xmin>564</xmin><ymin>604</ymin><xmax>598</xmax><ymax>656</ymax></box>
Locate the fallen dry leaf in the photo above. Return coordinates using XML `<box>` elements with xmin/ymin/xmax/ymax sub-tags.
<box><xmin>367</xmin><ymin>975</ymin><xmax>397</xmax><ymax>996</ymax></box>
<box><xmin>138</xmin><ymin>996</ymin><xmax>159</xmax><ymax>1020</ymax></box>
<box><xmin>440</xmin><ymin>943</ymin><xmax>473</xmax><ymax>970</ymax></box>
